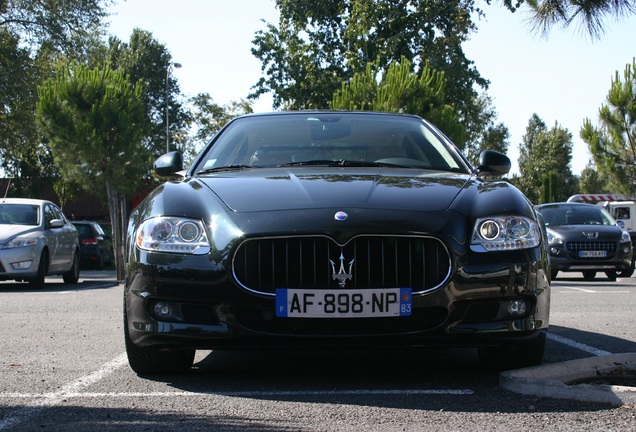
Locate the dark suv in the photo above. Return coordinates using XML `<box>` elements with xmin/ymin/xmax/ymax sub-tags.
<box><xmin>71</xmin><ymin>221</ymin><xmax>113</xmax><ymax>269</ymax></box>
<box><xmin>537</xmin><ymin>202</ymin><xmax>633</xmax><ymax>281</ymax></box>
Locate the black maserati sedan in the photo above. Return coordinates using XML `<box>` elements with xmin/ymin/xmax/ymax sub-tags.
<box><xmin>536</xmin><ymin>202</ymin><xmax>633</xmax><ymax>281</ymax></box>
<box><xmin>124</xmin><ymin>111</ymin><xmax>550</xmax><ymax>374</ymax></box>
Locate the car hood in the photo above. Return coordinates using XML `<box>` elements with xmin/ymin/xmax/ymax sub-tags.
<box><xmin>547</xmin><ymin>224</ymin><xmax>623</xmax><ymax>239</ymax></box>
<box><xmin>0</xmin><ymin>224</ymin><xmax>36</xmax><ymax>244</ymax></box>
<box><xmin>198</xmin><ymin>169</ymin><xmax>472</xmax><ymax>212</ymax></box>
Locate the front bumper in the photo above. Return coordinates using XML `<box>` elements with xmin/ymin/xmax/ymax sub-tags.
<box><xmin>124</xmin><ymin>247</ymin><xmax>550</xmax><ymax>351</ymax></box>
<box><xmin>0</xmin><ymin>246</ymin><xmax>40</xmax><ymax>280</ymax></box>
<box><xmin>548</xmin><ymin>241</ymin><xmax>632</xmax><ymax>273</ymax></box>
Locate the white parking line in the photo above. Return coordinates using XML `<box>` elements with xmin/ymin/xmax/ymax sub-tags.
<box><xmin>547</xmin><ymin>333</ymin><xmax>612</xmax><ymax>356</ymax></box>
<box><xmin>0</xmin><ymin>353</ymin><xmax>128</xmax><ymax>431</ymax></box>
<box><xmin>557</xmin><ymin>287</ymin><xmax>629</xmax><ymax>293</ymax></box>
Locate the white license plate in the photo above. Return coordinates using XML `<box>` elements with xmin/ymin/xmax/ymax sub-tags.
<box><xmin>579</xmin><ymin>250</ymin><xmax>607</xmax><ymax>258</ymax></box>
<box><xmin>275</xmin><ymin>288</ymin><xmax>412</xmax><ymax>318</ymax></box>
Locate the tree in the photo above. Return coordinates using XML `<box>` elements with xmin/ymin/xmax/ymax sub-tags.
<box><xmin>521</xmin><ymin>0</ymin><xmax>636</xmax><ymax>39</ymax></box>
<box><xmin>0</xmin><ymin>0</ymin><xmax>111</xmax><ymax>197</ymax></box>
<box><xmin>103</xmin><ymin>29</ymin><xmax>188</xmax><ymax>159</ymax></box>
<box><xmin>581</xmin><ymin>58</ymin><xmax>636</xmax><ymax>196</ymax></box>
<box><xmin>36</xmin><ymin>62</ymin><xmax>148</xmax><ymax>280</ymax></box>
<box><xmin>187</xmin><ymin>93</ymin><xmax>253</xmax><ymax>158</ymax></box>
<box><xmin>251</xmin><ymin>0</ymin><xmax>492</xmax><ymax>148</ymax></box>
<box><xmin>579</xmin><ymin>162</ymin><xmax>611</xmax><ymax>193</ymax></box>
<box><xmin>517</xmin><ymin>113</ymin><xmax>578</xmax><ymax>203</ymax></box>
<box><xmin>331</xmin><ymin>57</ymin><xmax>466</xmax><ymax>147</ymax></box>
<box><xmin>0</xmin><ymin>0</ymin><xmax>112</xmax><ymax>53</ymax></box>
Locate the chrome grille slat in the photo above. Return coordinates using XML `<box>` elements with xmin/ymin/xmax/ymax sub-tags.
<box><xmin>232</xmin><ymin>235</ymin><xmax>451</xmax><ymax>296</ymax></box>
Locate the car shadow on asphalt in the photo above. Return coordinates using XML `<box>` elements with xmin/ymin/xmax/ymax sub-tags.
<box><xmin>0</xmin><ymin>280</ymin><xmax>118</xmax><ymax>292</ymax></box>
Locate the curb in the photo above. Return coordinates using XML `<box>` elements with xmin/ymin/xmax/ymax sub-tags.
<box><xmin>500</xmin><ymin>353</ymin><xmax>636</xmax><ymax>406</ymax></box>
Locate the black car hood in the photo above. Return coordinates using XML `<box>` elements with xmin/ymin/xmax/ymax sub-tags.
<box><xmin>197</xmin><ymin>169</ymin><xmax>472</xmax><ymax>213</ymax></box>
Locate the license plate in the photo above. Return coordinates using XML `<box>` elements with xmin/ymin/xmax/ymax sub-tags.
<box><xmin>579</xmin><ymin>250</ymin><xmax>607</xmax><ymax>258</ymax></box>
<box><xmin>275</xmin><ymin>288</ymin><xmax>412</xmax><ymax>318</ymax></box>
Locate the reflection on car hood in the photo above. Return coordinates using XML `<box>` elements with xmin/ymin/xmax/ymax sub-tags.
<box><xmin>0</xmin><ymin>225</ymin><xmax>36</xmax><ymax>243</ymax></box>
<box><xmin>199</xmin><ymin>169</ymin><xmax>471</xmax><ymax>212</ymax></box>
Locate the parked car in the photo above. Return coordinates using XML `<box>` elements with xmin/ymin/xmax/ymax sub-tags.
<box><xmin>71</xmin><ymin>220</ymin><xmax>113</xmax><ymax>269</ymax></box>
<box><xmin>124</xmin><ymin>111</ymin><xmax>550</xmax><ymax>374</ymax></box>
<box><xmin>536</xmin><ymin>202</ymin><xmax>633</xmax><ymax>281</ymax></box>
<box><xmin>0</xmin><ymin>198</ymin><xmax>80</xmax><ymax>288</ymax></box>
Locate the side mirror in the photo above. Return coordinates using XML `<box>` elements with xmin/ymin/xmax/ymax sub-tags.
<box><xmin>476</xmin><ymin>150</ymin><xmax>511</xmax><ymax>176</ymax></box>
<box><xmin>154</xmin><ymin>151</ymin><xmax>184</xmax><ymax>177</ymax></box>
<box><xmin>617</xmin><ymin>220</ymin><xmax>625</xmax><ymax>229</ymax></box>
<box><xmin>49</xmin><ymin>219</ymin><xmax>64</xmax><ymax>229</ymax></box>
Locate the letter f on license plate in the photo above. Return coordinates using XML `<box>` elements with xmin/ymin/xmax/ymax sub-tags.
<box><xmin>275</xmin><ymin>288</ymin><xmax>412</xmax><ymax>318</ymax></box>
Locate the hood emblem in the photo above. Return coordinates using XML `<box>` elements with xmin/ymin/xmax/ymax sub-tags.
<box><xmin>330</xmin><ymin>251</ymin><xmax>354</xmax><ymax>288</ymax></box>
<box><xmin>582</xmin><ymin>231</ymin><xmax>599</xmax><ymax>239</ymax></box>
<box><xmin>334</xmin><ymin>211</ymin><xmax>348</xmax><ymax>221</ymax></box>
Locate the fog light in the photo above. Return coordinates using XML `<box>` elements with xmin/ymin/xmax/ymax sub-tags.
<box><xmin>11</xmin><ymin>260</ymin><xmax>33</xmax><ymax>270</ymax></box>
<box><xmin>153</xmin><ymin>302</ymin><xmax>173</xmax><ymax>319</ymax></box>
<box><xmin>507</xmin><ymin>299</ymin><xmax>527</xmax><ymax>316</ymax></box>
<box><xmin>623</xmin><ymin>247</ymin><xmax>630</xmax><ymax>254</ymax></box>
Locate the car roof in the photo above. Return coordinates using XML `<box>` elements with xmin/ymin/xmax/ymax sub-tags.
<box><xmin>0</xmin><ymin>198</ymin><xmax>53</xmax><ymax>206</ymax></box>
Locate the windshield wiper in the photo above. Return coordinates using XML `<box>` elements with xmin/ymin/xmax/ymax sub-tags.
<box><xmin>278</xmin><ymin>159</ymin><xmax>401</xmax><ymax>168</ymax></box>
<box><xmin>197</xmin><ymin>164</ymin><xmax>253</xmax><ymax>174</ymax></box>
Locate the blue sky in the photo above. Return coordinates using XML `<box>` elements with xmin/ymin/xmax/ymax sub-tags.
<box><xmin>107</xmin><ymin>0</ymin><xmax>636</xmax><ymax>176</ymax></box>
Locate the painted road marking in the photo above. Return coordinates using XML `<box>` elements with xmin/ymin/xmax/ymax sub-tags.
<box><xmin>547</xmin><ymin>333</ymin><xmax>612</xmax><ymax>356</ymax></box>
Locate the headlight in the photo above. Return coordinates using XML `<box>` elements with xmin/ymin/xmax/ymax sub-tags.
<box><xmin>621</xmin><ymin>230</ymin><xmax>631</xmax><ymax>243</ymax></box>
<box><xmin>546</xmin><ymin>229</ymin><xmax>562</xmax><ymax>245</ymax></box>
<box><xmin>136</xmin><ymin>217</ymin><xmax>211</xmax><ymax>255</ymax></box>
<box><xmin>3</xmin><ymin>237</ymin><xmax>39</xmax><ymax>249</ymax></box>
<box><xmin>471</xmin><ymin>216</ymin><xmax>541</xmax><ymax>252</ymax></box>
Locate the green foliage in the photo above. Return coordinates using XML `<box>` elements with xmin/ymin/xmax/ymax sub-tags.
<box><xmin>517</xmin><ymin>114</ymin><xmax>579</xmax><ymax>203</ymax></box>
<box><xmin>36</xmin><ymin>62</ymin><xmax>148</xmax><ymax>197</ymax></box>
<box><xmin>331</xmin><ymin>58</ymin><xmax>466</xmax><ymax>147</ymax></box>
<box><xmin>579</xmin><ymin>162</ymin><xmax>611</xmax><ymax>193</ymax></box>
<box><xmin>251</xmin><ymin>1</ymin><xmax>488</xmax><ymax>131</ymax></box>
<box><xmin>185</xmin><ymin>93</ymin><xmax>253</xmax><ymax>162</ymax></box>
<box><xmin>540</xmin><ymin>171</ymin><xmax>558</xmax><ymax>203</ymax></box>
<box><xmin>581</xmin><ymin>58</ymin><xmax>636</xmax><ymax>195</ymax></box>
<box><xmin>100</xmin><ymin>30</ymin><xmax>187</xmax><ymax>159</ymax></box>
<box><xmin>0</xmin><ymin>0</ymin><xmax>112</xmax><ymax>54</ymax></box>
<box><xmin>524</xmin><ymin>0</ymin><xmax>636</xmax><ymax>39</ymax></box>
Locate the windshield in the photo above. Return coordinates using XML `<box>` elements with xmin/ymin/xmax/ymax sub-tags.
<box><xmin>0</xmin><ymin>204</ymin><xmax>39</xmax><ymax>225</ymax></box>
<box><xmin>539</xmin><ymin>205</ymin><xmax>616</xmax><ymax>227</ymax></box>
<box><xmin>193</xmin><ymin>113</ymin><xmax>470</xmax><ymax>174</ymax></box>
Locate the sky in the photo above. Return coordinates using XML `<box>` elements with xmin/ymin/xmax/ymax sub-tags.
<box><xmin>106</xmin><ymin>0</ymin><xmax>636</xmax><ymax>175</ymax></box>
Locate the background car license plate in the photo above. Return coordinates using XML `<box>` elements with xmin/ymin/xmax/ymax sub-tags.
<box><xmin>579</xmin><ymin>250</ymin><xmax>607</xmax><ymax>258</ymax></box>
<box><xmin>275</xmin><ymin>288</ymin><xmax>412</xmax><ymax>318</ymax></box>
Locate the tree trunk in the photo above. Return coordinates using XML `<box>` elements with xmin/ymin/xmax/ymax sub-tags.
<box><xmin>106</xmin><ymin>181</ymin><xmax>126</xmax><ymax>281</ymax></box>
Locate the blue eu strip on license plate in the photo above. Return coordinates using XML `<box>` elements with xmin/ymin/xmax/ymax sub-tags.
<box><xmin>275</xmin><ymin>288</ymin><xmax>412</xmax><ymax>318</ymax></box>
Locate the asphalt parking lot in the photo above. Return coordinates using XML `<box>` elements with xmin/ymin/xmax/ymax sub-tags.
<box><xmin>0</xmin><ymin>270</ymin><xmax>634</xmax><ymax>431</ymax></box>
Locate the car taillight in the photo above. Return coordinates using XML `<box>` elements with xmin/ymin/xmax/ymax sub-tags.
<box><xmin>82</xmin><ymin>238</ymin><xmax>99</xmax><ymax>245</ymax></box>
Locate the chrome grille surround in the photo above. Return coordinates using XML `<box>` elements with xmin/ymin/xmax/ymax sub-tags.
<box><xmin>232</xmin><ymin>235</ymin><xmax>452</xmax><ymax>296</ymax></box>
<box><xmin>566</xmin><ymin>241</ymin><xmax>618</xmax><ymax>259</ymax></box>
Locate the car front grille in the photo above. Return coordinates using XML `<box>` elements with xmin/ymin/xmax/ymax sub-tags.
<box><xmin>566</xmin><ymin>241</ymin><xmax>618</xmax><ymax>259</ymax></box>
<box><xmin>232</xmin><ymin>235</ymin><xmax>451</xmax><ymax>296</ymax></box>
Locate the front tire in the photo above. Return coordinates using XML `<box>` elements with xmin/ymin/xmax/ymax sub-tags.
<box><xmin>616</xmin><ymin>260</ymin><xmax>634</xmax><ymax>278</ymax></box>
<box><xmin>124</xmin><ymin>307</ymin><xmax>195</xmax><ymax>375</ymax></box>
<box><xmin>28</xmin><ymin>251</ymin><xmax>47</xmax><ymax>289</ymax></box>
<box><xmin>582</xmin><ymin>270</ymin><xmax>597</xmax><ymax>280</ymax></box>
<box><xmin>63</xmin><ymin>250</ymin><xmax>80</xmax><ymax>284</ymax></box>
<box><xmin>605</xmin><ymin>270</ymin><xmax>617</xmax><ymax>281</ymax></box>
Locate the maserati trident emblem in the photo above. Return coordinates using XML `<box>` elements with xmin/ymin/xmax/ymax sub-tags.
<box><xmin>582</xmin><ymin>231</ymin><xmax>599</xmax><ymax>239</ymax></box>
<box><xmin>334</xmin><ymin>211</ymin><xmax>348</xmax><ymax>221</ymax></box>
<box><xmin>330</xmin><ymin>251</ymin><xmax>354</xmax><ymax>288</ymax></box>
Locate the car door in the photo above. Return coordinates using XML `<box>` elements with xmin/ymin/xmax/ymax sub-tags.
<box><xmin>44</xmin><ymin>204</ymin><xmax>75</xmax><ymax>271</ymax></box>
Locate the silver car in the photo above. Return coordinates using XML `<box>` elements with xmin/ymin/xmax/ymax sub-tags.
<box><xmin>0</xmin><ymin>198</ymin><xmax>80</xmax><ymax>288</ymax></box>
